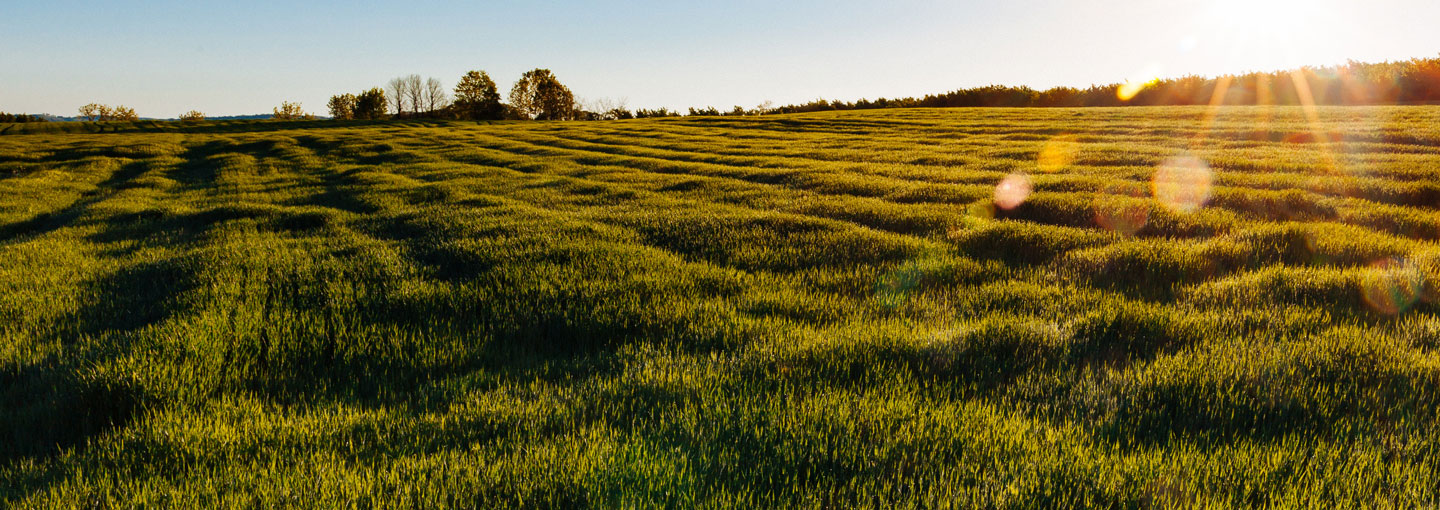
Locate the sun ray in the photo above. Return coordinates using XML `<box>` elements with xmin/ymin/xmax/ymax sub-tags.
<box><xmin>1190</xmin><ymin>75</ymin><xmax>1234</xmax><ymax>151</ymax></box>
<box><xmin>1289</xmin><ymin>69</ymin><xmax>1342</xmax><ymax>175</ymax></box>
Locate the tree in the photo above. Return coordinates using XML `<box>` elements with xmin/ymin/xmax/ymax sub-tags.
<box><xmin>179</xmin><ymin>110</ymin><xmax>205</xmax><ymax>122</ymax></box>
<box><xmin>424</xmin><ymin>77</ymin><xmax>448</xmax><ymax>113</ymax></box>
<box><xmin>110</xmin><ymin>106</ymin><xmax>138</xmax><ymax>121</ymax></box>
<box><xmin>328</xmin><ymin>93</ymin><xmax>357</xmax><ymax>120</ymax></box>
<box><xmin>509</xmin><ymin>68</ymin><xmax>576</xmax><ymax>120</ymax></box>
<box><xmin>1399</xmin><ymin>57</ymin><xmax>1440</xmax><ymax>102</ymax></box>
<box><xmin>405</xmin><ymin>74</ymin><xmax>424</xmax><ymax>115</ymax></box>
<box><xmin>78</xmin><ymin>103</ymin><xmax>103</xmax><ymax>121</ymax></box>
<box><xmin>354</xmin><ymin>88</ymin><xmax>388</xmax><ymax>119</ymax></box>
<box><xmin>273</xmin><ymin>101</ymin><xmax>311</xmax><ymax>120</ymax></box>
<box><xmin>452</xmin><ymin>70</ymin><xmax>503</xmax><ymax>120</ymax></box>
<box><xmin>78</xmin><ymin>104</ymin><xmax>137</xmax><ymax>121</ymax></box>
<box><xmin>388</xmin><ymin>77</ymin><xmax>408</xmax><ymax>115</ymax></box>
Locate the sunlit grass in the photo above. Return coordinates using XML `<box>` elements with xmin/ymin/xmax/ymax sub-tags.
<box><xmin>4</xmin><ymin>106</ymin><xmax>1440</xmax><ymax>507</ymax></box>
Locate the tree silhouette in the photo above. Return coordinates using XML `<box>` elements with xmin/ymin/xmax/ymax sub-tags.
<box><xmin>387</xmin><ymin>77</ymin><xmax>408</xmax><ymax>116</ymax></box>
<box><xmin>424</xmin><ymin>77</ymin><xmax>448</xmax><ymax>113</ymax></box>
<box><xmin>405</xmin><ymin>74</ymin><xmax>424</xmax><ymax>115</ymax></box>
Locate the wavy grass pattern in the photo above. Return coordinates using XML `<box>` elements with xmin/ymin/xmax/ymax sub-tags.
<box><xmin>3</xmin><ymin>106</ymin><xmax>1440</xmax><ymax>507</ymax></box>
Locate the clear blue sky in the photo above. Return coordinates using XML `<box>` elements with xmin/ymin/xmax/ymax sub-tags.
<box><xmin>3</xmin><ymin>0</ymin><xmax>1437</xmax><ymax>117</ymax></box>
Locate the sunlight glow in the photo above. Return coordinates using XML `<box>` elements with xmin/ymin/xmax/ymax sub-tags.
<box><xmin>1037</xmin><ymin>135</ymin><xmax>1080</xmax><ymax>173</ymax></box>
<box><xmin>1187</xmin><ymin>75</ymin><xmax>1233</xmax><ymax>150</ymax></box>
<box><xmin>1117</xmin><ymin>79</ymin><xmax>1156</xmax><ymax>101</ymax></box>
<box><xmin>1201</xmin><ymin>0</ymin><xmax>1350</xmax><ymax>71</ymax></box>
<box><xmin>1289</xmin><ymin>69</ymin><xmax>1344</xmax><ymax>175</ymax></box>
<box><xmin>1151</xmin><ymin>155</ymin><xmax>1212</xmax><ymax>212</ymax></box>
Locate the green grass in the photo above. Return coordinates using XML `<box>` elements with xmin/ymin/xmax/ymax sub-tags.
<box><xmin>4</xmin><ymin>106</ymin><xmax>1440</xmax><ymax>507</ymax></box>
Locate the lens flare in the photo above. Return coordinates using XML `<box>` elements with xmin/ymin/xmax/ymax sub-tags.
<box><xmin>993</xmin><ymin>173</ymin><xmax>1033</xmax><ymax>210</ymax></box>
<box><xmin>1117</xmin><ymin>65</ymin><xmax>1162</xmax><ymax>101</ymax></box>
<box><xmin>1151</xmin><ymin>155</ymin><xmax>1212</xmax><ymax>212</ymax></box>
<box><xmin>1095</xmin><ymin>182</ymin><xmax>1151</xmax><ymax>236</ymax></box>
<box><xmin>1037</xmin><ymin>135</ymin><xmax>1080</xmax><ymax>173</ymax></box>
<box><xmin>1188</xmin><ymin>75</ymin><xmax>1233</xmax><ymax>151</ymax></box>
<box><xmin>875</xmin><ymin>261</ymin><xmax>923</xmax><ymax>309</ymax></box>
<box><xmin>967</xmin><ymin>200</ymin><xmax>996</xmax><ymax>220</ymax></box>
<box><xmin>1361</xmin><ymin>258</ymin><xmax>1423</xmax><ymax>315</ymax></box>
<box><xmin>1117</xmin><ymin>81</ymin><xmax>1153</xmax><ymax>102</ymax></box>
<box><xmin>1289</xmin><ymin>70</ymin><xmax>1344</xmax><ymax>176</ymax></box>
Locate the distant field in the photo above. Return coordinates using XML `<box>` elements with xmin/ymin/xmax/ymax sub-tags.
<box><xmin>6</xmin><ymin>106</ymin><xmax>1440</xmax><ymax>507</ymax></box>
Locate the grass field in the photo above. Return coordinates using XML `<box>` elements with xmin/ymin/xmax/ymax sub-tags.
<box><xmin>4</xmin><ymin>106</ymin><xmax>1440</xmax><ymax>507</ymax></box>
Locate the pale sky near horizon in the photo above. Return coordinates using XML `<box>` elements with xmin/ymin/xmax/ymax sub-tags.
<box><xmin>3</xmin><ymin>0</ymin><xmax>1437</xmax><ymax>117</ymax></box>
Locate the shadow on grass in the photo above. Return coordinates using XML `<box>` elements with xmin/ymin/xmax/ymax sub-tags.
<box><xmin>0</xmin><ymin>160</ymin><xmax>152</xmax><ymax>243</ymax></box>
<box><xmin>0</xmin><ymin>119</ymin><xmax>501</xmax><ymax>137</ymax></box>
<box><xmin>0</xmin><ymin>255</ymin><xmax>199</xmax><ymax>463</ymax></box>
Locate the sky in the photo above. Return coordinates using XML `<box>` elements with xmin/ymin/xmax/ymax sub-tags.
<box><xmin>3</xmin><ymin>0</ymin><xmax>1438</xmax><ymax>117</ymax></box>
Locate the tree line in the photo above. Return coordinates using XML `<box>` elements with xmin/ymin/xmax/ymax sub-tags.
<box><xmin>0</xmin><ymin>112</ymin><xmax>46</xmax><ymax>123</ymax></box>
<box><xmin>77</xmin><ymin>104</ymin><xmax>139</xmax><ymax>121</ymax></box>
<box><xmin>5</xmin><ymin>56</ymin><xmax>1439</xmax><ymax>125</ymax></box>
<box><xmin>326</xmin><ymin>69</ymin><xmax>764</xmax><ymax>121</ymax></box>
<box><xmin>751</xmin><ymin>56</ymin><xmax>1440</xmax><ymax>114</ymax></box>
<box><xmin>326</xmin><ymin>68</ymin><xmax>590</xmax><ymax>121</ymax></box>
<box><xmin>319</xmin><ymin>56</ymin><xmax>1440</xmax><ymax>122</ymax></box>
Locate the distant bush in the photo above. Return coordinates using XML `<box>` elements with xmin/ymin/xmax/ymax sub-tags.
<box><xmin>575</xmin><ymin>97</ymin><xmax>632</xmax><ymax>121</ymax></box>
<box><xmin>635</xmin><ymin>107</ymin><xmax>680</xmax><ymax>118</ymax></box>
<box><xmin>178</xmin><ymin>110</ymin><xmax>205</xmax><ymax>122</ymax></box>
<box><xmin>272</xmin><ymin>101</ymin><xmax>314</xmax><ymax>120</ymax></box>
<box><xmin>607</xmin><ymin>107</ymin><xmax>634</xmax><ymax>120</ymax></box>
<box><xmin>687</xmin><ymin>106</ymin><xmax>720</xmax><ymax>116</ymax></box>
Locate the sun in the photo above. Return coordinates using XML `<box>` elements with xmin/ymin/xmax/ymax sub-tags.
<box><xmin>1116</xmin><ymin>0</ymin><xmax>1346</xmax><ymax>102</ymax></box>
<box><xmin>1200</xmin><ymin>0</ymin><xmax>1344</xmax><ymax>68</ymax></box>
